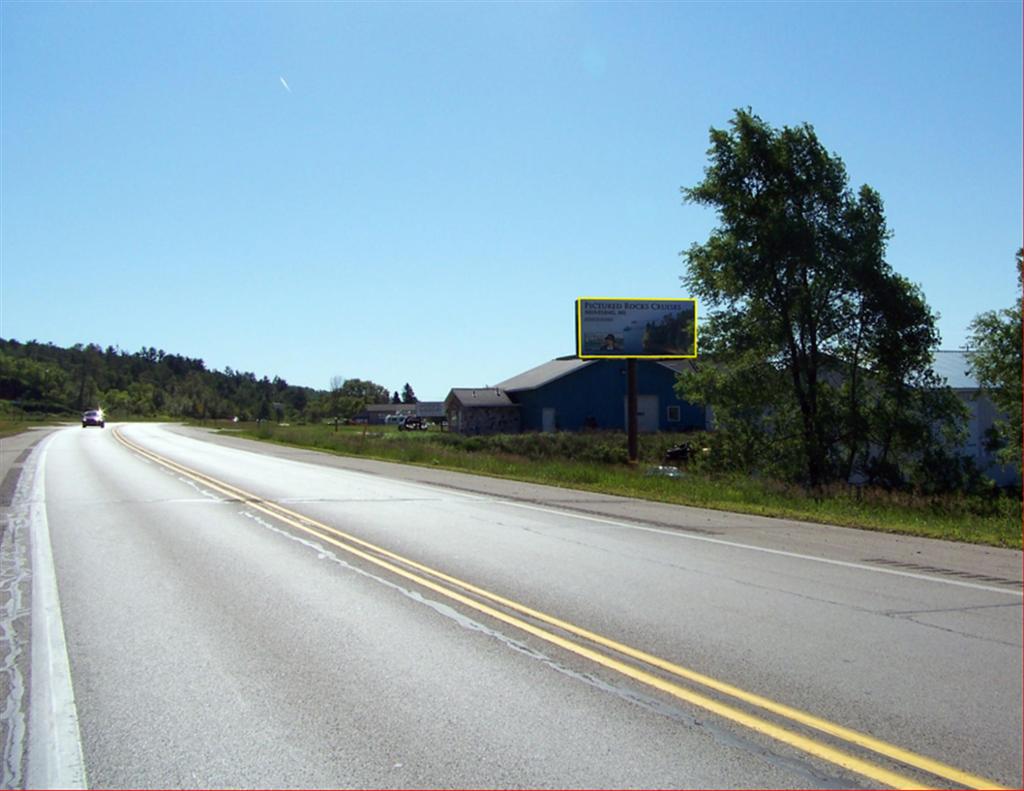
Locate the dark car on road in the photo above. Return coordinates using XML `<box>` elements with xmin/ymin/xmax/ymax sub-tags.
<box><xmin>82</xmin><ymin>409</ymin><xmax>105</xmax><ymax>428</ymax></box>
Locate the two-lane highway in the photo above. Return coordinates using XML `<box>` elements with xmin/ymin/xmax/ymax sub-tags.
<box><xmin>3</xmin><ymin>423</ymin><xmax>1021</xmax><ymax>788</ymax></box>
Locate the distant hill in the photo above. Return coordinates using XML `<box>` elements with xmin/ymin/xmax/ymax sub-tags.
<box><xmin>0</xmin><ymin>338</ymin><xmax>326</xmax><ymax>422</ymax></box>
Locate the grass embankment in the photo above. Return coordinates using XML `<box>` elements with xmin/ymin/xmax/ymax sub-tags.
<box><xmin>213</xmin><ymin>421</ymin><xmax>1021</xmax><ymax>549</ymax></box>
<box><xmin>0</xmin><ymin>417</ymin><xmax>64</xmax><ymax>438</ymax></box>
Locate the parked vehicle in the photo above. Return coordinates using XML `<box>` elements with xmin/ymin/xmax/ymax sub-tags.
<box><xmin>398</xmin><ymin>416</ymin><xmax>427</xmax><ymax>431</ymax></box>
<box><xmin>663</xmin><ymin>442</ymin><xmax>693</xmax><ymax>465</ymax></box>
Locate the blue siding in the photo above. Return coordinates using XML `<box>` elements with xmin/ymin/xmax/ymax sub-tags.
<box><xmin>509</xmin><ymin>361</ymin><xmax>704</xmax><ymax>432</ymax></box>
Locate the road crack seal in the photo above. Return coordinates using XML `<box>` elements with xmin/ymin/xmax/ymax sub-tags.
<box><xmin>0</xmin><ymin>456</ymin><xmax>33</xmax><ymax>787</ymax></box>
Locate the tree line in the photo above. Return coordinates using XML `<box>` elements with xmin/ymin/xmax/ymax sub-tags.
<box><xmin>676</xmin><ymin>109</ymin><xmax>1020</xmax><ymax>493</ymax></box>
<box><xmin>0</xmin><ymin>339</ymin><xmax>418</xmax><ymax>424</ymax></box>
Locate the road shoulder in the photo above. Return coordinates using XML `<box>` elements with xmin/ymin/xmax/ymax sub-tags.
<box><xmin>1</xmin><ymin>430</ymin><xmax>58</xmax><ymax>535</ymax></box>
<box><xmin>167</xmin><ymin>424</ymin><xmax>1022</xmax><ymax>589</ymax></box>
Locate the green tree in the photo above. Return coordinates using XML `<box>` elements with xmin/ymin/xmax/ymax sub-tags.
<box><xmin>328</xmin><ymin>375</ymin><xmax>346</xmax><ymax>421</ymax></box>
<box><xmin>679</xmin><ymin>354</ymin><xmax>804</xmax><ymax>479</ymax></box>
<box><xmin>74</xmin><ymin>343</ymin><xmax>104</xmax><ymax>409</ymax></box>
<box><xmin>0</xmin><ymin>351</ymin><xmax>71</xmax><ymax>410</ymax></box>
<box><xmin>126</xmin><ymin>381</ymin><xmax>156</xmax><ymax>415</ymax></box>
<box><xmin>0</xmin><ymin>337</ymin><xmax>396</xmax><ymax>426</ymax></box>
<box><xmin>328</xmin><ymin>376</ymin><xmax>387</xmax><ymax>421</ymax></box>
<box><xmin>338</xmin><ymin>378</ymin><xmax>390</xmax><ymax>404</ymax></box>
<box><xmin>303</xmin><ymin>394</ymin><xmax>326</xmax><ymax>425</ymax></box>
<box><xmin>401</xmin><ymin>383</ymin><xmax>418</xmax><ymax>404</ymax></box>
<box><xmin>678</xmin><ymin>109</ymin><xmax>956</xmax><ymax>487</ymax></box>
<box><xmin>965</xmin><ymin>250</ymin><xmax>1023</xmax><ymax>469</ymax></box>
<box><xmin>102</xmin><ymin>389</ymin><xmax>126</xmax><ymax>414</ymax></box>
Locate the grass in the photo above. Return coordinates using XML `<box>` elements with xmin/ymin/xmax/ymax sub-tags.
<box><xmin>207</xmin><ymin>421</ymin><xmax>1022</xmax><ymax>549</ymax></box>
<box><xmin>0</xmin><ymin>416</ymin><xmax>65</xmax><ymax>438</ymax></box>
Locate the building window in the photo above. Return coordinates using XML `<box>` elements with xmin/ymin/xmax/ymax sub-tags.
<box><xmin>667</xmin><ymin>405</ymin><xmax>681</xmax><ymax>423</ymax></box>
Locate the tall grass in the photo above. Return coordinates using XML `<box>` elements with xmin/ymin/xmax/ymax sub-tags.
<box><xmin>0</xmin><ymin>416</ymin><xmax>64</xmax><ymax>438</ymax></box>
<box><xmin>222</xmin><ymin>421</ymin><xmax>1021</xmax><ymax>549</ymax></box>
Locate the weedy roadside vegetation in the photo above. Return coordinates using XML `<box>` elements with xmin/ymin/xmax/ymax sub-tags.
<box><xmin>0</xmin><ymin>409</ymin><xmax>63</xmax><ymax>438</ymax></box>
<box><xmin>216</xmin><ymin>421</ymin><xmax>1021</xmax><ymax>549</ymax></box>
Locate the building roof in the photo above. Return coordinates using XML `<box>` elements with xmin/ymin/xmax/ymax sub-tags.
<box><xmin>496</xmin><ymin>357</ymin><xmax>594</xmax><ymax>391</ymax></box>
<box><xmin>446</xmin><ymin>388</ymin><xmax>518</xmax><ymax>408</ymax></box>
<box><xmin>656</xmin><ymin>359</ymin><xmax>700</xmax><ymax>376</ymax></box>
<box><xmin>496</xmin><ymin>355</ymin><xmax>700</xmax><ymax>392</ymax></box>
<box><xmin>415</xmin><ymin>401</ymin><xmax>446</xmax><ymax>418</ymax></box>
<box><xmin>931</xmin><ymin>350</ymin><xmax>980</xmax><ymax>390</ymax></box>
<box><xmin>362</xmin><ymin>403</ymin><xmax>416</xmax><ymax>414</ymax></box>
<box><xmin>471</xmin><ymin>352</ymin><xmax>977</xmax><ymax>404</ymax></box>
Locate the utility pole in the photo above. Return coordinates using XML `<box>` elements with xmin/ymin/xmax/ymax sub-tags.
<box><xmin>627</xmin><ymin>359</ymin><xmax>638</xmax><ymax>464</ymax></box>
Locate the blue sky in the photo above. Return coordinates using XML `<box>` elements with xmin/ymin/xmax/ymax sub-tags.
<box><xmin>2</xmin><ymin>1</ymin><xmax>1020</xmax><ymax>400</ymax></box>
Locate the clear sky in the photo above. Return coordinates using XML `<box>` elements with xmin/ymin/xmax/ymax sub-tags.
<box><xmin>2</xmin><ymin>1</ymin><xmax>1020</xmax><ymax>400</ymax></box>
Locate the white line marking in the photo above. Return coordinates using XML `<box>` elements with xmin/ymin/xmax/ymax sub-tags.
<box><xmin>25</xmin><ymin>431</ymin><xmax>88</xmax><ymax>789</ymax></box>
<box><xmin>493</xmin><ymin>500</ymin><xmax>1023</xmax><ymax>598</ymax></box>
<box><xmin>131</xmin><ymin>424</ymin><xmax>1023</xmax><ymax>598</ymax></box>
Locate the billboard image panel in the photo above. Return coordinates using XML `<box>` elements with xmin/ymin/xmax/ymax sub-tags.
<box><xmin>576</xmin><ymin>298</ymin><xmax>697</xmax><ymax>359</ymax></box>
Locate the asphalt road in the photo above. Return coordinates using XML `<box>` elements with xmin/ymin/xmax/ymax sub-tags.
<box><xmin>2</xmin><ymin>423</ymin><xmax>1021</xmax><ymax>789</ymax></box>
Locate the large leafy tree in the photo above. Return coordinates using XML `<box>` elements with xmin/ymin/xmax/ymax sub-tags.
<box><xmin>326</xmin><ymin>375</ymin><xmax>390</xmax><ymax>421</ymax></box>
<box><xmin>337</xmin><ymin>378</ymin><xmax>391</xmax><ymax>404</ymax></box>
<box><xmin>678</xmin><ymin>109</ymin><xmax>957</xmax><ymax>487</ymax></box>
<box><xmin>965</xmin><ymin>250</ymin><xmax>1023</xmax><ymax>469</ymax></box>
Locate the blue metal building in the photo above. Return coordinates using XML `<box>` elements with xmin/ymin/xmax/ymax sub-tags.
<box><xmin>494</xmin><ymin>356</ymin><xmax>707</xmax><ymax>433</ymax></box>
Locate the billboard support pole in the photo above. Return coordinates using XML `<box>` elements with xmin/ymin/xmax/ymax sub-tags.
<box><xmin>575</xmin><ymin>297</ymin><xmax>697</xmax><ymax>466</ymax></box>
<box><xmin>627</xmin><ymin>358</ymin><xmax>638</xmax><ymax>464</ymax></box>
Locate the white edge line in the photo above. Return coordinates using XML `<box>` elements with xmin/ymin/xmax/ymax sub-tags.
<box><xmin>26</xmin><ymin>430</ymin><xmax>88</xmax><ymax>789</ymax></box>
<box><xmin>497</xmin><ymin>500</ymin><xmax>1024</xmax><ymax>598</ymax></box>
<box><xmin>133</xmin><ymin>424</ymin><xmax>1024</xmax><ymax>599</ymax></box>
<box><xmin>306</xmin><ymin>463</ymin><xmax>1024</xmax><ymax>598</ymax></box>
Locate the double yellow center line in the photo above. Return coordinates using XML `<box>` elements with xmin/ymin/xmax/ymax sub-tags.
<box><xmin>114</xmin><ymin>428</ymin><xmax>1006</xmax><ymax>790</ymax></box>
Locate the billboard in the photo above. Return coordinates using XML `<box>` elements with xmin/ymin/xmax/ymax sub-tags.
<box><xmin>576</xmin><ymin>298</ymin><xmax>697</xmax><ymax>359</ymax></box>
